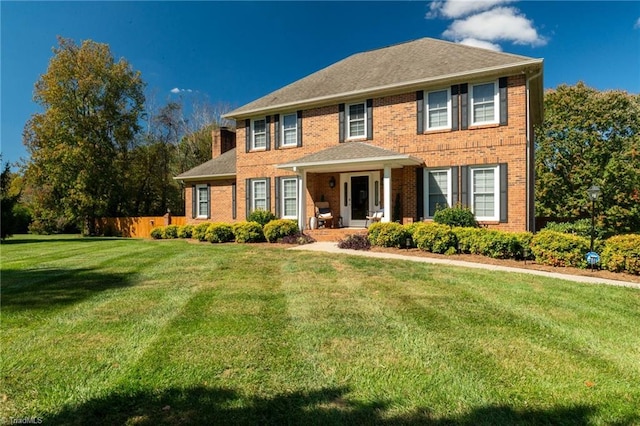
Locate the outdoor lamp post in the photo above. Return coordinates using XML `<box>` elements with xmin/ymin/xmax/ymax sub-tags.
<box><xmin>587</xmin><ymin>185</ymin><xmax>601</xmax><ymax>252</ymax></box>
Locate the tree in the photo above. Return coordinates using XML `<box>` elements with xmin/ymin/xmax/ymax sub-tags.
<box><xmin>535</xmin><ymin>82</ymin><xmax>640</xmax><ymax>235</ymax></box>
<box><xmin>23</xmin><ymin>37</ymin><xmax>144</xmax><ymax>234</ymax></box>
<box><xmin>1</xmin><ymin>157</ymin><xmax>20</xmax><ymax>239</ymax></box>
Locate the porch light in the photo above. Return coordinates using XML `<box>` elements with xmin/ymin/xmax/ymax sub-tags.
<box><xmin>329</xmin><ymin>176</ymin><xmax>336</xmax><ymax>188</ymax></box>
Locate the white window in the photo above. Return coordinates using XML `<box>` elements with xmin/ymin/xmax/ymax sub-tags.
<box><xmin>252</xmin><ymin>179</ymin><xmax>267</xmax><ymax>211</ymax></box>
<box><xmin>426</xmin><ymin>89</ymin><xmax>450</xmax><ymax>130</ymax></box>
<box><xmin>281</xmin><ymin>178</ymin><xmax>298</xmax><ymax>219</ymax></box>
<box><xmin>252</xmin><ymin>118</ymin><xmax>267</xmax><ymax>150</ymax></box>
<box><xmin>471</xmin><ymin>165</ymin><xmax>500</xmax><ymax>221</ymax></box>
<box><xmin>424</xmin><ymin>169</ymin><xmax>452</xmax><ymax>218</ymax></box>
<box><xmin>281</xmin><ymin>113</ymin><xmax>298</xmax><ymax>147</ymax></box>
<box><xmin>471</xmin><ymin>81</ymin><xmax>499</xmax><ymax>125</ymax></box>
<box><xmin>347</xmin><ymin>102</ymin><xmax>366</xmax><ymax>139</ymax></box>
<box><xmin>196</xmin><ymin>184</ymin><xmax>209</xmax><ymax>218</ymax></box>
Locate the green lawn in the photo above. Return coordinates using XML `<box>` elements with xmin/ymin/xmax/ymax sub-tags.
<box><xmin>1</xmin><ymin>235</ymin><xmax>639</xmax><ymax>425</ymax></box>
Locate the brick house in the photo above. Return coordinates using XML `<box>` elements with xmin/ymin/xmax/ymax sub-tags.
<box><xmin>175</xmin><ymin>37</ymin><xmax>543</xmax><ymax>232</ymax></box>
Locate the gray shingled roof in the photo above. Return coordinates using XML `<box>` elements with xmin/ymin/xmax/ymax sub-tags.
<box><xmin>277</xmin><ymin>142</ymin><xmax>423</xmax><ymax>171</ymax></box>
<box><xmin>226</xmin><ymin>37</ymin><xmax>542</xmax><ymax>118</ymax></box>
<box><xmin>174</xmin><ymin>148</ymin><xmax>236</xmax><ymax>180</ymax></box>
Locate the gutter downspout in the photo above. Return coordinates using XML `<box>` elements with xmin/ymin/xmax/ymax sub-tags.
<box><xmin>526</xmin><ymin>68</ymin><xmax>543</xmax><ymax>233</ymax></box>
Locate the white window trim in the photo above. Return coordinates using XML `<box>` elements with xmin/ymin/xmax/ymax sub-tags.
<box><xmin>251</xmin><ymin>179</ymin><xmax>267</xmax><ymax>212</ymax></box>
<box><xmin>426</xmin><ymin>88</ymin><xmax>451</xmax><ymax>131</ymax></box>
<box><xmin>471</xmin><ymin>80</ymin><xmax>499</xmax><ymax>125</ymax></box>
<box><xmin>347</xmin><ymin>101</ymin><xmax>367</xmax><ymax>139</ymax></box>
<box><xmin>281</xmin><ymin>113</ymin><xmax>298</xmax><ymax>147</ymax></box>
<box><xmin>251</xmin><ymin>118</ymin><xmax>267</xmax><ymax>150</ymax></box>
<box><xmin>470</xmin><ymin>165</ymin><xmax>500</xmax><ymax>222</ymax></box>
<box><xmin>281</xmin><ymin>177</ymin><xmax>298</xmax><ymax>219</ymax></box>
<box><xmin>424</xmin><ymin>168</ymin><xmax>452</xmax><ymax>218</ymax></box>
<box><xmin>196</xmin><ymin>184</ymin><xmax>209</xmax><ymax>219</ymax></box>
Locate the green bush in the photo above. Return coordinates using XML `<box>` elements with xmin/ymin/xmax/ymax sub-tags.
<box><xmin>543</xmin><ymin>219</ymin><xmax>602</xmax><ymax>239</ymax></box>
<box><xmin>150</xmin><ymin>227</ymin><xmax>164</xmax><ymax>240</ymax></box>
<box><xmin>233</xmin><ymin>221</ymin><xmax>264</xmax><ymax>243</ymax></box>
<box><xmin>530</xmin><ymin>230</ymin><xmax>590</xmax><ymax>268</ymax></box>
<box><xmin>247</xmin><ymin>209</ymin><xmax>276</xmax><ymax>227</ymax></box>
<box><xmin>164</xmin><ymin>225</ymin><xmax>179</xmax><ymax>239</ymax></box>
<box><xmin>452</xmin><ymin>227</ymin><xmax>485</xmax><ymax>254</ymax></box>
<box><xmin>601</xmin><ymin>234</ymin><xmax>640</xmax><ymax>275</ymax></box>
<box><xmin>192</xmin><ymin>222</ymin><xmax>211</xmax><ymax>241</ymax></box>
<box><xmin>204</xmin><ymin>223</ymin><xmax>234</xmax><ymax>243</ymax></box>
<box><xmin>367</xmin><ymin>222</ymin><xmax>408</xmax><ymax>248</ymax></box>
<box><xmin>263</xmin><ymin>219</ymin><xmax>299</xmax><ymax>243</ymax></box>
<box><xmin>411</xmin><ymin>222</ymin><xmax>457</xmax><ymax>254</ymax></box>
<box><xmin>177</xmin><ymin>224</ymin><xmax>193</xmax><ymax>239</ymax></box>
<box><xmin>433</xmin><ymin>205</ymin><xmax>478</xmax><ymax>228</ymax></box>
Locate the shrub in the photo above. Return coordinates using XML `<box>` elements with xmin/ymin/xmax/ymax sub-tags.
<box><xmin>601</xmin><ymin>234</ymin><xmax>640</xmax><ymax>275</ymax></box>
<box><xmin>192</xmin><ymin>222</ymin><xmax>211</xmax><ymax>241</ymax></box>
<box><xmin>338</xmin><ymin>234</ymin><xmax>371</xmax><ymax>251</ymax></box>
<box><xmin>247</xmin><ymin>209</ymin><xmax>276</xmax><ymax>227</ymax></box>
<box><xmin>150</xmin><ymin>227</ymin><xmax>164</xmax><ymax>240</ymax></box>
<box><xmin>233</xmin><ymin>221</ymin><xmax>264</xmax><ymax>243</ymax></box>
<box><xmin>177</xmin><ymin>224</ymin><xmax>193</xmax><ymax>239</ymax></box>
<box><xmin>281</xmin><ymin>233</ymin><xmax>315</xmax><ymax>245</ymax></box>
<box><xmin>204</xmin><ymin>223</ymin><xmax>234</xmax><ymax>243</ymax></box>
<box><xmin>164</xmin><ymin>225</ymin><xmax>179</xmax><ymax>239</ymax></box>
<box><xmin>367</xmin><ymin>222</ymin><xmax>408</xmax><ymax>248</ymax></box>
<box><xmin>433</xmin><ymin>205</ymin><xmax>478</xmax><ymax>228</ymax></box>
<box><xmin>263</xmin><ymin>219</ymin><xmax>299</xmax><ymax>243</ymax></box>
<box><xmin>543</xmin><ymin>219</ymin><xmax>601</xmax><ymax>239</ymax></box>
<box><xmin>452</xmin><ymin>227</ymin><xmax>485</xmax><ymax>254</ymax></box>
<box><xmin>412</xmin><ymin>222</ymin><xmax>457</xmax><ymax>254</ymax></box>
<box><xmin>530</xmin><ymin>230</ymin><xmax>590</xmax><ymax>268</ymax></box>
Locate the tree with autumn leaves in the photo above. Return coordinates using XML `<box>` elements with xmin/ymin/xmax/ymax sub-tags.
<box><xmin>535</xmin><ymin>82</ymin><xmax>640</xmax><ymax>235</ymax></box>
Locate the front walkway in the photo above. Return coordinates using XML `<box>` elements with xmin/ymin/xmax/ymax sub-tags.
<box><xmin>290</xmin><ymin>242</ymin><xmax>640</xmax><ymax>289</ymax></box>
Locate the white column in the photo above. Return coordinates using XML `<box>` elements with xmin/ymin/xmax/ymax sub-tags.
<box><xmin>298</xmin><ymin>169</ymin><xmax>307</xmax><ymax>231</ymax></box>
<box><xmin>383</xmin><ymin>165</ymin><xmax>391</xmax><ymax>223</ymax></box>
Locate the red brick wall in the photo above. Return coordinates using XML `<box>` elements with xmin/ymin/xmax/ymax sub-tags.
<box><xmin>184</xmin><ymin>179</ymin><xmax>236</xmax><ymax>224</ymax></box>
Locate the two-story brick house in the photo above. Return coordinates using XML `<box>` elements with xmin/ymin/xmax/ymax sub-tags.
<box><xmin>175</xmin><ymin>37</ymin><xmax>543</xmax><ymax>232</ymax></box>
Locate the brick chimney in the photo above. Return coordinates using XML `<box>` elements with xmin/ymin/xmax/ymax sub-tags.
<box><xmin>211</xmin><ymin>127</ymin><xmax>236</xmax><ymax>159</ymax></box>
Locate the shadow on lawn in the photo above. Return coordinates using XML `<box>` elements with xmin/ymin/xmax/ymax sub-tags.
<box><xmin>1</xmin><ymin>267</ymin><xmax>133</xmax><ymax>311</ymax></box>
<box><xmin>42</xmin><ymin>385</ymin><xmax>612</xmax><ymax>425</ymax></box>
<box><xmin>1</xmin><ymin>236</ymin><xmax>126</xmax><ymax>245</ymax></box>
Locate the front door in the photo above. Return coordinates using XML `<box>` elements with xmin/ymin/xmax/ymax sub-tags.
<box><xmin>340</xmin><ymin>172</ymin><xmax>381</xmax><ymax>227</ymax></box>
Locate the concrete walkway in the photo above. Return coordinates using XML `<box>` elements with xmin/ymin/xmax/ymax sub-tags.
<box><xmin>289</xmin><ymin>242</ymin><xmax>640</xmax><ymax>290</ymax></box>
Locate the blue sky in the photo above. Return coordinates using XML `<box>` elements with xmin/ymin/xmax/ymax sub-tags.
<box><xmin>2</xmin><ymin>1</ymin><xmax>639</xmax><ymax>167</ymax></box>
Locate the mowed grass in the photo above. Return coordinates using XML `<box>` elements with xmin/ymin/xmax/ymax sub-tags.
<box><xmin>1</xmin><ymin>235</ymin><xmax>639</xmax><ymax>425</ymax></box>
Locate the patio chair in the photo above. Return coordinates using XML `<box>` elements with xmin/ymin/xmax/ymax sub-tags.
<box><xmin>365</xmin><ymin>210</ymin><xmax>384</xmax><ymax>228</ymax></box>
<box><xmin>315</xmin><ymin>201</ymin><xmax>334</xmax><ymax>228</ymax></box>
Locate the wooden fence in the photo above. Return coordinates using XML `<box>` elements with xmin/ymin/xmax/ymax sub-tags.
<box><xmin>94</xmin><ymin>216</ymin><xmax>187</xmax><ymax>238</ymax></box>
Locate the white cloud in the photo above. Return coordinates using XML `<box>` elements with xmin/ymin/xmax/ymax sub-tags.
<box><xmin>170</xmin><ymin>87</ymin><xmax>193</xmax><ymax>94</ymax></box>
<box><xmin>427</xmin><ymin>0</ymin><xmax>514</xmax><ymax>19</ymax></box>
<box><xmin>442</xmin><ymin>7</ymin><xmax>547</xmax><ymax>47</ymax></box>
<box><xmin>634</xmin><ymin>17</ymin><xmax>640</xmax><ymax>29</ymax></box>
<box><xmin>458</xmin><ymin>38</ymin><xmax>503</xmax><ymax>52</ymax></box>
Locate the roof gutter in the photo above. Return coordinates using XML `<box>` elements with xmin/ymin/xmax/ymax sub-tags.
<box><xmin>173</xmin><ymin>173</ymin><xmax>236</xmax><ymax>183</ymax></box>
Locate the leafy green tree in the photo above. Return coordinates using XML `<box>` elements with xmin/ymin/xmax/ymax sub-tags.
<box><xmin>23</xmin><ymin>37</ymin><xmax>144</xmax><ymax>234</ymax></box>
<box><xmin>535</xmin><ymin>82</ymin><xmax>640</xmax><ymax>235</ymax></box>
<box><xmin>1</xmin><ymin>158</ymin><xmax>20</xmax><ymax>239</ymax></box>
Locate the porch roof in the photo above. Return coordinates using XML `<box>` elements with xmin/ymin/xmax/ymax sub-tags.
<box><xmin>174</xmin><ymin>148</ymin><xmax>237</xmax><ymax>181</ymax></box>
<box><xmin>276</xmin><ymin>142</ymin><xmax>423</xmax><ymax>173</ymax></box>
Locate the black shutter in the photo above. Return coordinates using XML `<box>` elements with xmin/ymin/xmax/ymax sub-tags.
<box><xmin>451</xmin><ymin>85</ymin><xmax>459</xmax><ymax>131</ymax></box>
<box><xmin>274</xmin><ymin>114</ymin><xmax>280</xmax><ymax>149</ymax></box>
<box><xmin>191</xmin><ymin>186</ymin><xmax>196</xmax><ymax>219</ymax></box>
<box><xmin>275</xmin><ymin>177</ymin><xmax>281</xmax><ymax>218</ymax></box>
<box><xmin>265</xmin><ymin>177</ymin><xmax>271</xmax><ymax>212</ymax></box>
<box><xmin>245</xmin><ymin>119</ymin><xmax>251</xmax><ymax>152</ymax></box>
<box><xmin>499</xmin><ymin>77</ymin><xmax>508</xmax><ymax>126</ymax></box>
<box><xmin>366</xmin><ymin>99</ymin><xmax>373</xmax><ymax>140</ymax></box>
<box><xmin>416</xmin><ymin>167</ymin><xmax>424</xmax><ymax>220</ymax></box>
<box><xmin>460</xmin><ymin>166</ymin><xmax>469</xmax><ymax>207</ymax></box>
<box><xmin>451</xmin><ymin>166</ymin><xmax>459</xmax><ymax>206</ymax></box>
<box><xmin>297</xmin><ymin>110</ymin><xmax>303</xmax><ymax>147</ymax></box>
<box><xmin>207</xmin><ymin>184</ymin><xmax>211</xmax><ymax>219</ymax></box>
<box><xmin>500</xmin><ymin>163</ymin><xmax>508</xmax><ymax>222</ymax></box>
<box><xmin>416</xmin><ymin>91</ymin><xmax>424</xmax><ymax>134</ymax></box>
<box><xmin>338</xmin><ymin>103</ymin><xmax>345</xmax><ymax>143</ymax></box>
<box><xmin>265</xmin><ymin>116</ymin><xmax>271</xmax><ymax>151</ymax></box>
<box><xmin>245</xmin><ymin>178</ymin><xmax>252</xmax><ymax>219</ymax></box>
<box><xmin>460</xmin><ymin>84</ymin><xmax>468</xmax><ymax>130</ymax></box>
<box><xmin>232</xmin><ymin>183</ymin><xmax>237</xmax><ymax>220</ymax></box>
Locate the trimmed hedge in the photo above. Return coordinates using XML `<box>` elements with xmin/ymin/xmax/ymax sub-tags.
<box><xmin>530</xmin><ymin>230</ymin><xmax>590</xmax><ymax>268</ymax></box>
<box><xmin>150</xmin><ymin>227</ymin><xmax>164</xmax><ymax>240</ymax></box>
<box><xmin>263</xmin><ymin>219</ymin><xmax>299</xmax><ymax>243</ymax></box>
<box><xmin>412</xmin><ymin>222</ymin><xmax>458</xmax><ymax>254</ymax></box>
<box><xmin>248</xmin><ymin>209</ymin><xmax>276</xmax><ymax>227</ymax></box>
<box><xmin>192</xmin><ymin>223</ymin><xmax>212</xmax><ymax>242</ymax></box>
<box><xmin>601</xmin><ymin>234</ymin><xmax>640</xmax><ymax>275</ymax></box>
<box><xmin>164</xmin><ymin>225</ymin><xmax>179</xmax><ymax>239</ymax></box>
<box><xmin>177</xmin><ymin>224</ymin><xmax>193</xmax><ymax>239</ymax></box>
<box><xmin>205</xmin><ymin>223</ymin><xmax>234</xmax><ymax>243</ymax></box>
<box><xmin>433</xmin><ymin>206</ymin><xmax>478</xmax><ymax>228</ymax></box>
<box><xmin>367</xmin><ymin>222</ymin><xmax>408</xmax><ymax>248</ymax></box>
<box><xmin>451</xmin><ymin>227</ymin><xmax>533</xmax><ymax>259</ymax></box>
<box><xmin>233</xmin><ymin>221</ymin><xmax>264</xmax><ymax>243</ymax></box>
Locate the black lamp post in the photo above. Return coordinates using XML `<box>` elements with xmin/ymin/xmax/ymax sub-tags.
<box><xmin>587</xmin><ymin>185</ymin><xmax>601</xmax><ymax>252</ymax></box>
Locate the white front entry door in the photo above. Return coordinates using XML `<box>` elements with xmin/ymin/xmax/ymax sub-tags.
<box><xmin>339</xmin><ymin>171</ymin><xmax>381</xmax><ymax>227</ymax></box>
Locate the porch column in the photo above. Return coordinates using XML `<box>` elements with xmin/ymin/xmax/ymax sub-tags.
<box><xmin>298</xmin><ymin>169</ymin><xmax>307</xmax><ymax>231</ymax></box>
<box><xmin>383</xmin><ymin>165</ymin><xmax>392</xmax><ymax>223</ymax></box>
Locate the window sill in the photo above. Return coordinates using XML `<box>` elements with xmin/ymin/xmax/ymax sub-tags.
<box><xmin>278</xmin><ymin>144</ymin><xmax>298</xmax><ymax>149</ymax></box>
<box><xmin>249</xmin><ymin>148</ymin><xmax>267</xmax><ymax>152</ymax></box>
<box><xmin>423</xmin><ymin>128</ymin><xmax>452</xmax><ymax>135</ymax></box>
<box><xmin>469</xmin><ymin>122</ymin><xmax>500</xmax><ymax>130</ymax></box>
